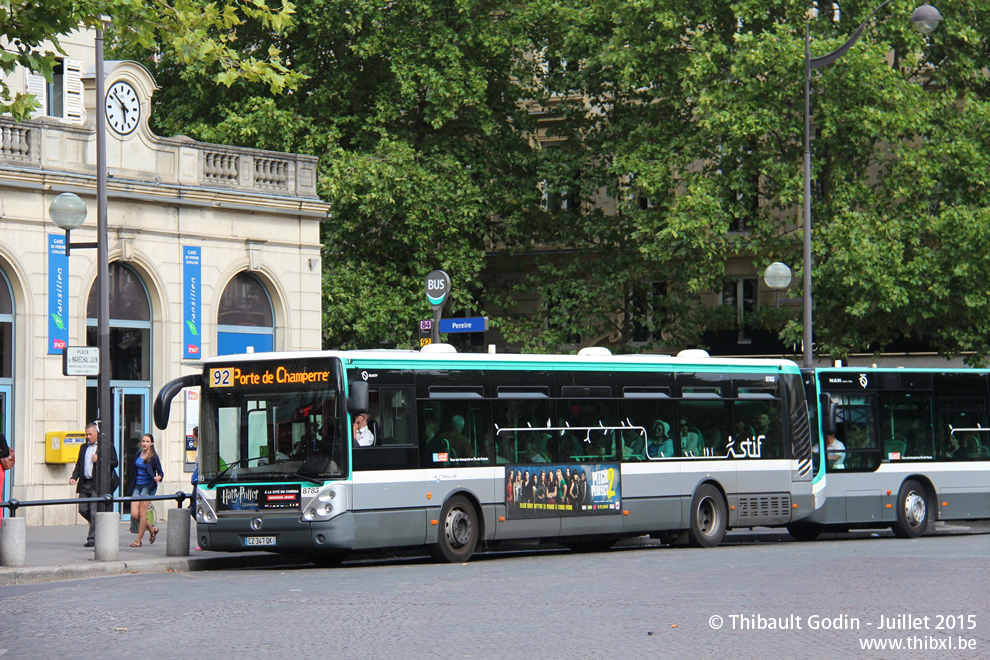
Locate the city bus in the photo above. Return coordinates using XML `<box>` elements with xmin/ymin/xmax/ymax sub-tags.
<box><xmin>154</xmin><ymin>345</ymin><xmax>814</xmax><ymax>564</ymax></box>
<box><xmin>788</xmin><ymin>367</ymin><xmax>990</xmax><ymax>541</ymax></box>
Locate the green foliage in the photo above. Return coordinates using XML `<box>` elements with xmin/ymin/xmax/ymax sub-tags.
<box><xmin>0</xmin><ymin>0</ymin><xmax>303</xmax><ymax>119</ymax></box>
<box><xmin>108</xmin><ymin>0</ymin><xmax>990</xmax><ymax>361</ymax></box>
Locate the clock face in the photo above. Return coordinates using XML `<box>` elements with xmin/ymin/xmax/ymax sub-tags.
<box><xmin>105</xmin><ymin>81</ymin><xmax>140</xmax><ymax>135</ymax></box>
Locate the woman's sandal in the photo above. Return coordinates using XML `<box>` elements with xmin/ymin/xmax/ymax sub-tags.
<box><xmin>130</xmin><ymin>541</ymin><xmax>142</xmax><ymax>547</ymax></box>
<box><xmin>149</xmin><ymin>527</ymin><xmax>158</xmax><ymax>544</ymax></box>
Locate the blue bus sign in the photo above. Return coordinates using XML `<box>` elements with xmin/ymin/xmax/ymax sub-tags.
<box><xmin>439</xmin><ymin>317</ymin><xmax>489</xmax><ymax>333</ymax></box>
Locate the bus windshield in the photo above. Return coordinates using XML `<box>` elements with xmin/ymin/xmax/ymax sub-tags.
<box><xmin>199</xmin><ymin>359</ymin><xmax>346</xmax><ymax>485</ymax></box>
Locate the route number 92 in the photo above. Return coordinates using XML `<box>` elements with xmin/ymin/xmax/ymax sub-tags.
<box><xmin>210</xmin><ymin>368</ymin><xmax>233</xmax><ymax>387</ymax></box>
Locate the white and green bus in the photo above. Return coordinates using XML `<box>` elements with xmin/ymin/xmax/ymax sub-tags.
<box><xmin>790</xmin><ymin>367</ymin><xmax>990</xmax><ymax>541</ymax></box>
<box><xmin>155</xmin><ymin>345</ymin><xmax>815</xmax><ymax>564</ymax></box>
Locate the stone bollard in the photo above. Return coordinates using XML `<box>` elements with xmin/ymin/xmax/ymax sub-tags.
<box><xmin>167</xmin><ymin>507</ymin><xmax>191</xmax><ymax>556</ymax></box>
<box><xmin>0</xmin><ymin>516</ymin><xmax>27</xmax><ymax>567</ymax></box>
<box><xmin>94</xmin><ymin>510</ymin><xmax>120</xmax><ymax>561</ymax></box>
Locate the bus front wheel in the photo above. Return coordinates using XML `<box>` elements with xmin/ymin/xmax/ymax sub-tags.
<box><xmin>892</xmin><ymin>479</ymin><xmax>929</xmax><ymax>539</ymax></box>
<box><xmin>431</xmin><ymin>495</ymin><xmax>479</xmax><ymax>563</ymax></box>
<box><xmin>688</xmin><ymin>485</ymin><xmax>727</xmax><ymax>548</ymax></box>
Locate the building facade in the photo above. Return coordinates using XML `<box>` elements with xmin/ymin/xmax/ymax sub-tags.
<box><xmin>1</xmin><ymin>29</ymin><xmax>328</xmax><ymax>525</ymax></box>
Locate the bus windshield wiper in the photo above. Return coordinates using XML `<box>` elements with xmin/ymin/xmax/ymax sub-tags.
<box><xmin>280</xmin><ymin>472</ymin><xmax>324</xmax><ymax>486</ymax></box>
<box><xmin>207</xmin><ymin>455</ymin><xmax>271</xmax><ymax>489</ymax></box>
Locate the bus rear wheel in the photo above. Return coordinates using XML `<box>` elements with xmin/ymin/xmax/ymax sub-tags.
<box><xmin>688</xmin><ymin>485</ymin><xmax>727</xmax><ymax>548</ymax></box>
<box><xmin>892</xmin><ymin>479</ymin><xmax>929</xmax><ymax>539</ymax></box>
<box><xmin>430</xmin><ymin>495</ymin><xmax>479</xmax><ymax>563</ymax></box>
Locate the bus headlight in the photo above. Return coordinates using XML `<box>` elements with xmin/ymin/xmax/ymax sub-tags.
<box><xmin>302</xmin><ymin>485</ymin><xmax>346</xmax><ymax>522</ymax></box>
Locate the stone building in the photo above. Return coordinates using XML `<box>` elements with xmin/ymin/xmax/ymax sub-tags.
<box><xmin>1</xmin><ymin>28</ymin><xmax>328</xmax><ymax>525</ymax></box>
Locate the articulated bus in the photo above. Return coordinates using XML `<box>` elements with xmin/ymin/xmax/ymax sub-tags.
<box><xmin>155</xmin><ymin>345</ymin><xmax>814</xmax><ymax>564</ymax></box>
<box><xmin>791</xmin><ymin>367</ymin><xmax>990</xmax><ymax>541</ymax></box>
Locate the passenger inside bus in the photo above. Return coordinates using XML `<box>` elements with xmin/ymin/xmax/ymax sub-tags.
<box><xmin>621</xmin><ymin>428</ymin><xmax>646</xmax><ymax>461</ymax></box>
<box><xmin>438</xmin><ymin>415</ymin><xmax>473</xmax><ymax>458</ymax></box>
<box><xmin>679</xmin><ymin>419</ymin><xmax>704</xmax><ymax>457</ymax></box>
<box><xmin>647</xmin><ymin>420</ymin><xmax>673</xmax><ymax>458</ymax></box>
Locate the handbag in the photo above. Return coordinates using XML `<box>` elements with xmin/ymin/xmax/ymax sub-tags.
<box><xmin>0</xmin><ymin>447</ymin><xmax>14</xmax><ymax>471</ymax></box>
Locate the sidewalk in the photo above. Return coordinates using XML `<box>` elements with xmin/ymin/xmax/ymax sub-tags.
<box><xmin>0</xmin><ymin>519</ymin><xmax>308</xmax><ymax>586</ymax></box>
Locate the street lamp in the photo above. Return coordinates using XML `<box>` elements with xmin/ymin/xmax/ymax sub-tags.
<box><xmin>764</xmin><ymin>262</ymin><xmax>793</xmax><ymax>308</ymax></box>
<box><xmin>48</xmin><ymin>21</ymin><xmax>113</xmax><ymax>502</ymax></box>
<box><xmin>802</xmin><ymin>2</ymin><xmax>941</xmax><ymax>369</ymax></box>
<box><xmin>49</xmin><ymin>192</ymin><xmax>92</xmax><ymax>254</ymax></box>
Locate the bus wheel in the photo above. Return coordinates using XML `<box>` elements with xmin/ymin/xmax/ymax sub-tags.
<box><xmin>308</xmin><ymin>552</ymin><xmax>348</xmax><ymax>568</ymax></box>
<box><xmin>892</xmin><ymin>479</ymin><xmax>929</xmax><ymax>539</ymax></box>
<box><xmin>688</xmin><ymin>485</ymin><xmax>727</xmax><ymax>548</ymax></box>
<box><xmin>431</xmin><ymin>495</ymin><xmax>478</xmax><ymax>563</ymax></box>
<box><xmin>786</xmin><ymin>522</ymin><xmax>822</xmax><ymax>542</ymax></box>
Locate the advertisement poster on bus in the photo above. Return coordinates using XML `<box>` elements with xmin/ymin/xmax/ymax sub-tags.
<box><xmin>216</xmin><ymin>484</ymin><xmax>301</xmax><ymax>511</ymax></box>
<box><xmin>504</xmin><ymin>463</ymin><xmax>621</xmax><ymax>519</ymax></box>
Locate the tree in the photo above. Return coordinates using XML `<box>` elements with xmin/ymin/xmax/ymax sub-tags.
<box><xmin>116</xmin><ymin>0</ymin><xmax>990</xmax><ymax>362</ymax></box>
<box><xmin>130</xmin><ymin>0</ymin><xmax>541</xmax><ymax>350</ymax></box>
<box><xmin>1</xmin><ymin>0</ymin><xmax>302</xmax><ymax>119</ymax></box>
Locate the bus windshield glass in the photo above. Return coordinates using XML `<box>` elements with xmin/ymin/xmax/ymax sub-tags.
<box><xmin>199</xmin><ymin>359</ymin><xmax>345</xmax><ymax>484</ymax></box>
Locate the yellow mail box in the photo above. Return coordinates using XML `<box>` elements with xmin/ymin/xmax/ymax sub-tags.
<box><xmin>45</xmin><ymin>431</ymin><xmax>87</xmax><ymax>464</ymax></box>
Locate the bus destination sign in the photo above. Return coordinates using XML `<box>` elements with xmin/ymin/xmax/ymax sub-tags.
<box><xmin>208</xmin><ymin>365</ymin><xmax>332</xmax><ymax>389</ymax></box>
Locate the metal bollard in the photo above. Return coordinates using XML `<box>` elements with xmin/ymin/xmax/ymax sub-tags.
<box><xmin>94</xmin><ymin>510</ymin><xmax>120</xmax><ymax>561</ymax></box>
<box><xmin>0</xmin><ymin>517</ymin><xmax>27</xmax><ymax>566</ymax></box>
<box><xmin>166</xmin><ymin>507</ymin><xmax>191</xmax><ymax>556</ymax></box>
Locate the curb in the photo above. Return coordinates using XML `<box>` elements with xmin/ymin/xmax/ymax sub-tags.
<box><xmin>0</xmin><ymin>552</ymin><xmax>310</xmax><ymax>586</ymax></box>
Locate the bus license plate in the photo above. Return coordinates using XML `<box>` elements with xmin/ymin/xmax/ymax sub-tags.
<box><xmin>245</xmin><ymin>536</ymin><xmax>276</xmax><ymax>547</ymax></box>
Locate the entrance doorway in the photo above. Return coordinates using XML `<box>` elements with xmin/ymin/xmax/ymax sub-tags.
<box><xmin>115</xmin><ymin>387</ymin><xmax>149</xmax><ymax>516</ymax></box>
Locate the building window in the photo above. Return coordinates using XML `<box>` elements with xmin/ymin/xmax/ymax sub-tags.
<box><xmin>26</xmin><ymin>58</ymin><xmax>84</xmax><ymax>124</ymax></box>
<box><xmin>86</xmin><ymin>262</ymin><xmax>152</xmax><ymax>381</ymax></box>
<box><xmin>721</xmin><ymin>277</ymin><xmax>757</xmax><ymax>344</ymax></box>
<box><xmin>628</xmin><ymin>281</ymin><xmax>666</xmax><ymax>343</ymax></box>
<box><xmin>217</xmin><ymin>272</ymin><xmax>275</xmax><ymax>355</ymax></box>
<box><xmin>0</xmin><ymin>270</ymin><xmax>12</xmax><ymax>380</ymax></box>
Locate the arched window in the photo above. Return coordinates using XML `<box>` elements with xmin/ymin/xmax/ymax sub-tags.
<box><xmin>86</xmin><ymin>262</ymin><xmax>151</xmax><ymax>382</ymax></box>
<box><xmin>0</xmin><ymin>270</ymin><xmax>12</xmax><ymax>380</ymax></box>
<box><xmin>216</xmin><ymin>272</ymin><xmax>274</xmax><ymax>355</ymax></box>
<box><xmin>85</xmin><ymin>262</ymin><xmax>152</xmax><ymax>500</ymax></box>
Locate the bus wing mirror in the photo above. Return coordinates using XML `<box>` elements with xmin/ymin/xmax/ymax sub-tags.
<box><xmin>820</xmin><ymin>393</ymin><xmax>838</xmax><ymax>436</ymax></box>
<box><xmin>154</xmin><ymin>374</ymin><xmax>202</xmax><ymax>430</ymax></box>
<box><xmin>347</xmin><ymin>381</ymin><xmax>369</xmax><ymax>414</ymax></box>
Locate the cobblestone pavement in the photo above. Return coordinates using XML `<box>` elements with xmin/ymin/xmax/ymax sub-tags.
<box><xmin>2</xmin><ymin>528</ymin><xmax>987</xmax><ymax>659</ymax></box>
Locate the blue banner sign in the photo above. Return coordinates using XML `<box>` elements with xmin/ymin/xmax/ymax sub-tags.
<box><xmin>438</xmin><ymin>317</ymin><xmax>489</xmax><ymax>333</ymax></box>
<box><xmin>183</xmin><ymin>246</ymin><xmax>201</xmax><ymax>359</ymax></box>
<box><xmin>48</xmin><ymin>234</ymin><xmax>68</xmax><ymax>354</ymax></box>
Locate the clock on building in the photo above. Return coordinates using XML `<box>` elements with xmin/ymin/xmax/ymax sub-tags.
<box><xmin>105</xmin><ymin>80</ymin><xmax>140</xmax><ymax>135</ymax></box>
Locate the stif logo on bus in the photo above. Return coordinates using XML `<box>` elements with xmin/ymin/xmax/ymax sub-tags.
<box><xmin>433</xmin><ymin>452</ymin><xmax>449</xmax><ymax>462</ymax></box>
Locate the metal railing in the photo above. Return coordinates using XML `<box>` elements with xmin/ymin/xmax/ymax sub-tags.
<box><xmin>1</xmin><ymin>492</ymin><xmax>192</xmax><ymax>516</ymax></box>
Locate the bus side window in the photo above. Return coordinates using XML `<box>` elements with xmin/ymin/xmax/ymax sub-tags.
<box><xmin>494</xmin><ymin>399</ymin><xmax>554</xmax><ymax>464</ymax></box>
<box><xmin>731</xmin><ymin>399</ymin><xmax>783</xmax><ymax>458</ymax></box>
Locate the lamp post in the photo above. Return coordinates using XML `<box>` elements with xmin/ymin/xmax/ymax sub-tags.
<box><xmin>802</xmin><ymin>2</ymin><xmax>941</xmax><ymax>369</ymax></box>
<box><xmin>764</xmin><ymin>261</ymin><xmax>793</xmax><ymax>308</ymax></box>
<box><xmin>48</xmin><ymin>21</ymin><xmax>113</xmax><ymax>502</ymax></box>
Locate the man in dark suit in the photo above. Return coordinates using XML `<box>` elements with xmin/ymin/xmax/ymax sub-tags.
<box><xmin>69</xmin><ymin>422</ymin><xmax>119</xmax><ymax>547</ymax></box>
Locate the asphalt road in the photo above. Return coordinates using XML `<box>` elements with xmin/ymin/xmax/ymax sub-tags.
<box><xmin>3</xmin><ymin>532</ymin><xmax>987</xmax><ymax>660</ymax></box>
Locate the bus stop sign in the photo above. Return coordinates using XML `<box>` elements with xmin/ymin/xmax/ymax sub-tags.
<box><xmin>425</xmin><ymin>270</ymin><xmax>450</xmax><ymax>310</ymax></box>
